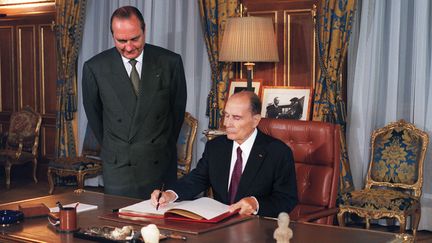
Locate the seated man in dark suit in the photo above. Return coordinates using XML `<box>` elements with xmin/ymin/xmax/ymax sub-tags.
<box><xmin>150</xmin><ymin>91</ymin><xmax>297</xmax><ymax>217</ymax></box>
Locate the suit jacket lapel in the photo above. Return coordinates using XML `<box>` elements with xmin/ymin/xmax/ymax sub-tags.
<box><xmin>106</xmin><ymin>48</ymin><xmax>136</xmax><ymax>116</ymax></box>
<box><xmin>129</xmin><ymin>46</ymin><xmax>162</xmax><ymax>139</ymax></box>
<box><xmin>236</xmin><ymin>131</ymin><xmax>267</xmax><ymax>200</ymax></box>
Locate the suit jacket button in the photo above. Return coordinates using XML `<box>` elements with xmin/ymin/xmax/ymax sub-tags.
<box><xmin>128</xmin><ymin>162</ymin><xmax>132</xmax><ymax>166</ymax></box>
<box><xmin>154</xmin><ymin>160</ymin><xmax>158</xmax><ymax>165</ymax></box>
<box><xmin>117</xmin><ymin>119</ymin><xmax>122</xmax><ymax>123</ymax></box>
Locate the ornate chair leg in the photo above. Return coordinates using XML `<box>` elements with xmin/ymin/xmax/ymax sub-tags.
<box><xmin>399</xmin><ymin>216</ymin><xmax>406</xmax><ymax>234</ymax></box>
<box><xmin>365</xmin><ymin>218</ymin><xmax>370</xmax><ymax>229</ymax></box>
<box><xmin>412</xmin><ymin>210</ymin><xmax>421</xmax><ymax>237</ymax></box>
<box><xmin>337</xmin><ymin>211</ymin><xmax>346</xmax><ymax>226</ymax></box>
<box><xmin>77</xmin><ymin>173</ymin><xmax>85</xmax><ymax>189</ymax></box>
<box><xmin>5</xmin><ymin>162</ymin><xmax>11</xmax><ymax>189</ymax></box>
<box><xmin>32</xmin><ymin>158</ymin><xmax>38</xmax><ymax>183</ymax></box>
<box><xmin>47</xmin><ymin>169</ymin><xmax>55</xmax><ymax>194</ymax></box>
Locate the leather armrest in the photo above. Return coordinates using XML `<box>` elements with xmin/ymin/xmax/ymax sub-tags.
<box><xmin>296</xmin><ymin>208</ymin><xmax>339</xmax><ymax>222</ymax></box>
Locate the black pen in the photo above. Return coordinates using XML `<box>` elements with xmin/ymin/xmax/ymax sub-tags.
<box><xmin>156</xmin><ymin>183</ymin><xmax>165</xmax><ymax>210</ymax></box>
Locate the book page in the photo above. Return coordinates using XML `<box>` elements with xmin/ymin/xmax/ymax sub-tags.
<box><xmin>119</xmin><ymin>200</ymin><xmax>183</xmax><ymax>216</ymax></box>
<box><xmin>169</xmin><ymin>197</ymin><xmax>229</xmax><ymax>220</ymax></box>
<box><xmin>50</xmin><ymin>202</ymin><xmax>98</xmax><ymax>213</ymax></box>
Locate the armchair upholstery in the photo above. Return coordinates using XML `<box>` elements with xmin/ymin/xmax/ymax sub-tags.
<box><xmin>0</xmin><ymin>106</ymin><xmax>42</xmax><ymax>189</ymax></box>
<box><xmin>47</xmin><ymin>125</ymin><xmax>102</xmax><ymax>194</ymax></box>
<box><xmin>258</xmin><ymin>118</ymin><xmax>340</xmax><ymax>225</ymax></box>
<box><xmin>177</xmin><ymin>112</ymin><xmax>198</xmax><ymax>178</ymax></box>
<box><xmin>338</xmin><ymin>120</ymin><xmax>429</xmax><ymax>237</ymax></box>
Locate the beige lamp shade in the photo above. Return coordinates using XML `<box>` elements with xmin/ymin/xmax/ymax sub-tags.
<box><xmin>219</xmin><ymin>16</ymin><xmax>279</xmax><ymax>62</ymax></box>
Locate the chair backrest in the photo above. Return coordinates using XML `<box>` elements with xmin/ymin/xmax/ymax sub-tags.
<box><xmin>258</xmin><ymin>118</ymin><xmax>340</xmax><ymax>224</ymax></box>
<box><xmin>365</xmin><ymin>119</ymin><xmax>429</xmax><ymax>198</ymax></box>
<box><xmin>81</xmin><ymin>124</ymin><xmax>101</xmax><ymax>158</ymax></box>
<box><xmin>6</xmin><ymin>106</ymin><xmax>42</xmax><ymax>154</ymax></box>
<box><xmin>177</xmin><ymin>112</ymin><xmax>198</xmax><ymax>178</ymax></box>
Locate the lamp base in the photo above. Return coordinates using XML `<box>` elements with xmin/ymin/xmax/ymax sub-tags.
<box><xmin>244</xmin><ymin>62</ymin><xmax>255</xmax><ymax>91</ymax></box>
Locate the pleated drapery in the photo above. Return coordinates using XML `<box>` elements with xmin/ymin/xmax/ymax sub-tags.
<box><xmin>313</xmin><ymin>0</ymin><xmax>357</xmax><ymax>194</ymax></box>
<box><xmin>198</xmin><ymin>0</ymin><xmax>238</xmax><ymax>129</ymax></box>
<box><xmin>55</xmin><ymin>0</ymin><xmax>87</xmax><ymax>157</ymax></box>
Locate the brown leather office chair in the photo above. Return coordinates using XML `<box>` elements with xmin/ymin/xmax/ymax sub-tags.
<box><xmin>258</xmin><ymin>118</ymin><xmax>340</xmax><ymax>224</ymax></box>
<box><xmin>177</xmin><ymin>112</ymin><xmax>198</xmax><ymax>178</ymax></box>
<box><xmin>47</xmin><ymin>125</ymin><xmax>102</xmax><ymax>194</ymax></box>
<box><xmin>0</xmin><ymin>106</ymin><xmax>42</xmax><ymax>189</ymax></box>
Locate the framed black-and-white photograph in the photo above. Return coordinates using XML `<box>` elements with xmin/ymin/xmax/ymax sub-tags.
<box><xmin>261</xmin><ymin>86</ymin><xmax>313</xmax><ymax>121</ymax></box>
<box><xmin>227</xmin><ymin>79</ymin><xmax>262</xmax><ymax>98</ymax></box>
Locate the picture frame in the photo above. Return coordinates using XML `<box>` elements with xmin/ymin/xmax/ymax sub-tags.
<box><xmin>227</xmin><ymin>79</ymin><xmax>262</xmax><ymax>99</ymax></box>
<box><xmin>261</xmin><ymin>86</ymin><xmax>313</xmax><ymax>121</ymax></box>
<box><xmin>0</xmin><ymin>0</ymin><xmax>54</xmax><ymax>6</ymax></box>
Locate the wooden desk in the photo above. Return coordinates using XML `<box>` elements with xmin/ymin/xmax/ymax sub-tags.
<box><xmin>0</xmin><ymin>191</ymin><xmax>399</xmax><ymax>243</ymax></box>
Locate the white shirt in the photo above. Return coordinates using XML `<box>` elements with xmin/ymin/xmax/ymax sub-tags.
<box><xmin>227</xmin><ymin>128</ymin><xmax>258</xmax><ymax>189</ymax></box>
<box><xmin>121</xmin><ymin>51</ymin><xmax>143</xmax><ymax>78</ymax></box>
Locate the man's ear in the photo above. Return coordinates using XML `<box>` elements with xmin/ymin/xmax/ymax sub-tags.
<box><xmin>253</xmin><ymin>114</ymin><xmax>262</xmax><ymax>127</ymax></box>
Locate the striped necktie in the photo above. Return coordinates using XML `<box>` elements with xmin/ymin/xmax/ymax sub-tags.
<box><xmin>228</xmin><ymin>147</ymin><xmax>243</xmax><ymax>204</ymax></box>
<box><xmin>129</xmin><ymin>59</ymin><xmax>140</xmax><ymax>96</ymax></box>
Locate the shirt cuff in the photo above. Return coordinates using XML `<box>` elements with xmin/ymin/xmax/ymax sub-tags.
<box><xmin>250</xmin><ymin>196</ymin><xmax>259</xmax><ymax>215</ymax></box>
<box><xmin>166</xmin><ymin>190</ymin><xmax>179</xmax><ymax>202</ymax></box>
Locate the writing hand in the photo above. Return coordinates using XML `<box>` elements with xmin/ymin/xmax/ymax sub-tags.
<box><xmin>150</xmin><ymin>190</ymin><xmax>176</xmax><ymax>208</ymax></box>
<box><xmin>229</xmin><ymin>197</ymin><xmax>258</xmax><ymax>215</ymax></box>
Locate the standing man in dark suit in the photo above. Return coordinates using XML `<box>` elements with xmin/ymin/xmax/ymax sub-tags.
<box><xmin>82</xmin><ymin>6</ymin><xmax>187</xmax><ymax>199</ymax></box>
<box><xmin>151</xmin><ymin>92</ymin><xmax>297</xmax><ymax>217</ymax></box>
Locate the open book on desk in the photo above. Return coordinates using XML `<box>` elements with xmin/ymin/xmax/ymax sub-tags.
<box><xmin>118</xmin><ymin>197</ymin><xmax>238</xmax><ymax>223</ymax></box>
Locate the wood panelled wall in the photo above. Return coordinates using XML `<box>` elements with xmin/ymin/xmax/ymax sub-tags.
<box><xmin>0</xmin><ymin>0</ymin><xmax>318</xmax><ymax>181</ymax></box>
<box><xmin>0</xmin><ymin>4</ymin><xmax>57</xmax><ymax>179</ymax></box>
<box><xmin>243</xmin><ymin>0</ymin><xmax>317</xmax><ymax>88</ymax></box>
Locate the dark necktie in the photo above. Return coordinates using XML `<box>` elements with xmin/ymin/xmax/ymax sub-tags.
<box><xmin>129</xmin><ymin>59</ymin><xmax>140</xmax><ymax>96</ymax></box>
<box><xmin>228</xmin><ymin>147</ymin><xmax>243</xmax><ymax>204</ymax></box>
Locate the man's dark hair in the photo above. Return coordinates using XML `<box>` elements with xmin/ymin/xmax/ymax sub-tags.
<box><xmin>250</xmin><ymin>92</ymin><xmax>262</xmax><ymax>115</ymax></box>
<box><xmin>110</xmin><ymin>6</ymin><xmax>145</xmax><ymax>34</ymax></box>
<box><xmin>241</xmin><ymin>91</ymin><xmax>261</xmax><ymax>115</ymax></box>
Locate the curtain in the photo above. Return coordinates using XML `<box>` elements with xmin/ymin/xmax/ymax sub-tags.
<box><xmin>77</xmin><ymin>0</ymin><xmax>211</xmax><ymax>176</ymax></box>
<box><xmin>198</xmin><ymin>0</ymin><xmax>238</xmax><ymax>129</ymax></box>
<box><xmin>313</xmin><ymin>0</ymin><xmax>356</xmax><ymax>194</ymax></box>
<box><xmin>347</xmin><ymin>0</ymin><xmax>432</xmax><ymax>230</ymax></box>
<box><xmin>55</xmin><ymin>0</ymin><xmax>87</xmax><ymax>157</ymax></box>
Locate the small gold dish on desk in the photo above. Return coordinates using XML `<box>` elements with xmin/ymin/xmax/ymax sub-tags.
<box><xmin>73</xmin><ymin>225</ymin><xmax>168</xmax><ymax>242</ymax></box>
<box><xmin>392</xmin><ymin>233</ymin><xmax>414</xmax><ymax>243</ymax></box>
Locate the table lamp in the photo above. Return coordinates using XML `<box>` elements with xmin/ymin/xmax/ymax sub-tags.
<box><xmin>219</xmin><ymin>16</ymin><xmax>279</xmax><ymax>91</ymax></box>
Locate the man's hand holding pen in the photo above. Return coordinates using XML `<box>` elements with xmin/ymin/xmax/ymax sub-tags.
<box><xmin>150</xmin><ymin>190</ymin><xmax>176</xmax><ymax>209</ymax></box>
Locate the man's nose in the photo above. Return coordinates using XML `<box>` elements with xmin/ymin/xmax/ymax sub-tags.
<box><xmin>124</xmin><ymin>42</ymin><xmax>134</xmax><ymax>51</ymax></box>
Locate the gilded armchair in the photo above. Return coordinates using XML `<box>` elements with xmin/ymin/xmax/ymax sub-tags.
<box><xmin>0</xmin><ymin>106</ymin><xmax>42</xmax><ymax>189</ymax></box>
<box><xmin>338</xmin><ymin>120</ymin><xmax>429</xmax><ymax>236</ymax></box>
<box><xmin>177</xmin><ymin>112</ymin><xmax>198</xmax><ymax>178</ymax></box>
